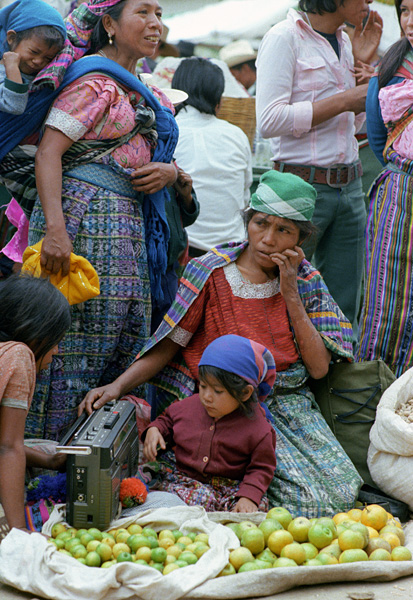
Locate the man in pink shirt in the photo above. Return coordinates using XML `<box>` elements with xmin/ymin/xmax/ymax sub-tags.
<box><xmin>256</xmin><ymin>0</ymin><xmax>382</xmax><ymax>339</ymax></box>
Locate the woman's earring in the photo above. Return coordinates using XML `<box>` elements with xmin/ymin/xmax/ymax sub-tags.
<box><xmin>108</xmin><ymin>32</ymin><xmax>113</xmax><ymax>45</ymax></box>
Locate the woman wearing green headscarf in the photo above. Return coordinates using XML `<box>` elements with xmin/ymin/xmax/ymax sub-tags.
<box><xmin>80</xmin><ymin>170</ymin><xmax>362</xmax><ymax>517</ymax></box>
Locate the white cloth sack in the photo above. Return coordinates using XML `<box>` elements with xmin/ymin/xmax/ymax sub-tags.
<box><xmin>0</xmin><ymin>505</ymin><xmax>238</xmax><ymax>600</ymax></box>
<box><xmin>2</xmin><ymin>508</ymin><xmax>413</xmax><ymax>599</ymax></box>
<box><xmin>368</xmin><ymin>366</ymin><xmax>413</xmax><ymax>511</ymax></box>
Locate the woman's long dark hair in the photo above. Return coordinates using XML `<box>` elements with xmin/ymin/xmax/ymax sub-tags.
<box><xmin>378</xmin><ymin>0</ymin><xmax>410</xmax><ymax>88</ymax></box>
<box><xmin>0</xmin><ymin>274</ymin><xmax>71</xmax><ymax>363</ymax></box>
<box><xmin>172</xmin><ymin>57</ymin><xmax>225</xmax><ymax>116</ymax></box>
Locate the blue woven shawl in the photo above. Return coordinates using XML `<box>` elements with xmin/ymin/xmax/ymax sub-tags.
<box><xmin>0</xmin><ymin>56</ymin><xmax>179</xmax><ymax>302</ymax></box>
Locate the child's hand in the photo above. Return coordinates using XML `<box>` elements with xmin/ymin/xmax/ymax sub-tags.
<box><xmin>2</xmin><ymin>51</ymin><xmax>22</xmax><ymax>84</ymax></box>
<box><xmin>44</xmin><ymin>452</ymin><xmax>67</xmax><ymax>472</ymax></box>
<box><xmin>232</xmin><ymin>497</ymin><xmax>258</xmax><ymax>513</ymax></box>
<box><xmin>143</xmin><ymin>427</ymin><xmax>166</xmax><ymax>462</ymax></box>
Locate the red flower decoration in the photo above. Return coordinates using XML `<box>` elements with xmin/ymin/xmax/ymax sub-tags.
<box><xmin>119</xmin><ymin>477</ymin><xmax>148</xmax><ymax>508</ymax></box>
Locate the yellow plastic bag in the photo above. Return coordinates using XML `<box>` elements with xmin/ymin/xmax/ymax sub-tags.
<box><xmin>22</xmin><ymin>240</ymin><xmax>100</xmax><ymax>306</ymax></box>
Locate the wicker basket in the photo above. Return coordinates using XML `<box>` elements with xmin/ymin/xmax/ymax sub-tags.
<box><xmin>216</xmin><ymin>96</ymin><xmax>256</xmax><ymax>149</ymax></box>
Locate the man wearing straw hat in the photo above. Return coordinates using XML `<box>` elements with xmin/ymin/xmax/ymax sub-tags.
<box><xmin>219</xmin><ymin>39</ymin><xmax>257</xmax><ymax>96</ymax></box>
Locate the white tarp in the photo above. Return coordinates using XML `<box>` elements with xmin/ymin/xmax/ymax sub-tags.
<box><xmin>165</xmin><ymin>0</ymin><xmax>297</xmax><ymax>46</ymax></box>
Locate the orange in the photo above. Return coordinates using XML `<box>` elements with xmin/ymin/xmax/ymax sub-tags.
<box><xmin>163</xmin><ymin>563</ymin><xmax>180</xmax><ymax>575</ymax></box>
<box><xmin>338</xmin><ymin>529</ymin><xmax>366</xmax><ymax>551</ymax></box>
<box><xmin>240</xmin><ymin>528</ymin><xmax>265</xmax><ymax>555</ymax></box>
<box><xmin>217</xmin><ymin>563</ymin><xmax>236</xmax><ymax>577</ymax></box>
<box><xmin>300</xmin><ymin>543</ymin><xmax>318</xmax><ymax>560</ymax></box>
<box><xmin>96</xmin><ymin>543</ymin><xmax>113</xmax><ymax>562</ymax></box>
<box><xmin>135</xmin><ymin>546</ymin><xmax>152</xmax><ymax>563</ymax></box>
<box><xmin>369</xmin><ymin>548</ymin><xmax>391</xmax><ymax>561</ymax></box>
<box><xmin>229</xmin><ymin>547</ymin><xmax>255</xmax><ymax>571</ymax></box>
<box><xmin>127</xmin><ymin>523</ymin><xmax>143</xmax><ymax>535</ymax></box>
<box><xmin>272</xmin><ymin>557</ymin><xmax>297</xmax><ymax>568</ymax></box>
<box><xmin>258</xmin><ymin>518</ymin><xmax>283</xmax><ymax>543</ymax></box>
<box><xmin>265</xmin><ymin>507</ymin><xmax>293</xmax><ymax>529</ymax></box>
<box><xmin>360</xmin><ymin>505</ymin><xmax>388</xmax><ymax>531</ymax></box>
<box><xmin>391</xmin><ymin>546</ymin><xmax>412</xmax><ymax>561</ymax></box>
<box><xmin>113</xmin><ymin>542</ymin><xmax>131</xmax><ymax>558</ymax></box>
<box><xmin>287</xmin><ymin>517</ymin><xmax>312</xmax><ymax>543</ymax></box>
<box><xmin>366</xmin><ymin>526</ymin><xmax>379</xmax><ymax>539</ymax></box>
<box><xmin>347</xmin><ymin>508</ymin><xmax>363</xmax><ymax>522</ymax></box>
<box><xmin>317</xmin><ymin>552</ymin><xmax>339</xmax><ymax>565</ymax></box>
<box><xmin>339</xmin><ymin>549</ymin><xmax>368</xmax><ymax>563</ymax></box>
<box><xmin>379</xmin><ymin>525</ymin><xmax>405</xmax><ymax>545</ymax></box>
<box><xmin>267</xmin><ymin>529</ymin><xmax>294</xmax><ymax>555</ymax></box>
<box><xmin>280</xmin><ymin>542</ymin><xmax>306</xmax><ymax>565</ymax></box>
<box><xmin>332</xmin><ymin>512</ymin><xmax>349</xmax><ymax>526</ymax></box>
<box><xmin>380</xmin><ymin>532</ymin><xmax>401</xmax><ymax>551</ymax></box>
<box><xmin>365</xmin><ymin>537</ymin><xmax>391</xmax><ymax>556</ymax></box>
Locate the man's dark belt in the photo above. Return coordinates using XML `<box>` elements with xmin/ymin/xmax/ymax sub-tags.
<box><xmin>273</xmin><ymin>160</ymin><xmax>363</xmax><ymax>188</ymax></box>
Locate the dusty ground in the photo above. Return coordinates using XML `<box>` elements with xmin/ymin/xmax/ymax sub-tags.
<box><xmin>1</xmin><ymin>577</ymin><xmax>413</xmax><ymax>600</ymax></box>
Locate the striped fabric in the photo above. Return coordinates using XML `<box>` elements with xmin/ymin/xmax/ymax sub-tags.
<box><xmin>137</xmin><ymin>243</ymin><xmax>360</xmax><ymax>517</ymax></box>
<box><xmin>140</xmin><ymin>241</ymin><xmax>353</xmax><ymax>403</ymax></box>
<box><xmin>356</xmin><ymin>149</ymin><xmax>413</xmax><ymax>376</ymax></box>
<box><xmin>25</xmin><ymin>172</ymin><xmax>151</xmax><ymax>440</ymax></box>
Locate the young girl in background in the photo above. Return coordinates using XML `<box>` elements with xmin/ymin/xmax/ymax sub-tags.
<box><xmin>0</xmin><ymin>274</ymin><xmax>70</xmax><ymax>531</ymax></box>
<box><xmin>0</xmin><ymin>0</ymin><xmax>66</xmax><ymax>115</ymax></box>
<box><xmin>143</xmin><ymin>334</ymin><xmax>277</xmax><ymax>512</ymax></box>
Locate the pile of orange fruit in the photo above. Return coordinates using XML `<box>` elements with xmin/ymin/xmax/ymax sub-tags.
<box><xmin>219</xmin><ymin>504</ymin><xmax>411</xmax><ymax>574</ymax></box>
<box><xmin>48</xmin><ymin>523</ymin><xmax>210</xmax><ymax>573</ymax></box>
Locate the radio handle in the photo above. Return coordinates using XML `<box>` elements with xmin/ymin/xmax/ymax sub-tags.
<box><xmin>55</xmin><ymin>446</ymin><xmax>92</xmax><ymax>455</ymax></box>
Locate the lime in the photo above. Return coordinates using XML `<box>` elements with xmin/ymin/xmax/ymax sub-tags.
<box><xmin>172</xmin><ymin>530</ymin><xmax>183</xmax><ymax>541</ymax></box>
<box><xmin>51</xmin><ymin>523</ymin><xmax>67</xmax><ymax>538</ymax></box>
<box><xmin>150</xmin><ymin>562</ymin><xmax>164</xmax><ymax>572</ymax></box>
<box><xmin>163</xmin><ymin>563</ymin><xmax>180</xmax><ymax>575</ymax></box>
<box><xmin>86</xmin><ymin>540</ymin><xmax>100</xmax><ymax>553</ymax></box>
<box><xmin>151</xmin><ymin>547</ymin><xmax>167</xmax><ymax>563</ymax></box>
<box><xmin>117</xmin><ymin>552</ymin><xmax>133</xmax><ymax>563</ymax></box>
<box><xmin>75</xmin><ymin>529</ymin><xmax>88</xmax><ymax>539</ymax></box>
<box><xmin>135</xmin><ymin>546</ymin><xmax>152</xmax><ymax>563</ymax></box>
<box><xmin>85</xmin><ymin>551</ymin><xmax>101</xmax><ymax>567</ymax></box>
<box><xmin>175</xmin><ymin>559</ymin><xmax>189</xmax><ymax>568</ymax></box>
<box><xmin>142</xmin><ymin>527</ymin><xmax>157</xmax><ymax>538</ymax></box>
<box><xmin>96</xmin><ymin>543</ymin><xmax>113</xmax><ymax>562</ymax></box>
<box><xmin>134</xmin><ymin>559</ymin><xmax>150</xmax><ymax>565</ymax></box>
<box><xmin>80</xmin><ymin>533</ymin><xmax>95</xmax><ymax>547</ymax></box>
<box><xmin>127</xmin><ymin>523</ymin><xmax>143</xmax><ymax>535</ymax></box>
<box><xmin>127</xmin><ymin>534</ymin><xmax>151</xmax><ymax>551</ymax></box>
<box><xmin>71</xmin><ymin>545</ymin><xmax>88</xmax><ymax>559</ymax></box>
<box><xmin>88</xmin><ymin>528</ymin><xmax>103</xmax><ymax>541</ymax></box>
<box><xmin>179</xmin><ymin>551</ymin><xmax>197</xmax><ymax>565</ymax></box>
<box><xmin>147</xmin><ymin>536</ymin><xmax>159</xmax><ymax>549</ymax></box>
<box><xmin>77</xmin><ymin>558</ymin><xmax>87</xmax><ymax>565</ymax></box>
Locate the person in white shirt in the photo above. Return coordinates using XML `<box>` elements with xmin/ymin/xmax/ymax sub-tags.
<box><xmin>172</xmin><ymin>57</ymin><xmax>252</xmax><ymax>257</ymax></box>
<box><xmin>256</xmin><ymin>0</ymin><xmax>382</xmax><ymax>338</ymax></box>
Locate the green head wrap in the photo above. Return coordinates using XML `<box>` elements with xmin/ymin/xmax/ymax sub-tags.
<box><xmin>249</xmin><ymin>170</ymin><xmax>316</xmax><ymax>222</ymax></box>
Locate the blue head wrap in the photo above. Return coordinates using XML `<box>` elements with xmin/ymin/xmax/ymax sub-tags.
<box><xmin>198</xmin><ymin>334</ymin><xmax>276</xmax><ymax>402</ymax></box>
<box><xmin>0</xmin><ymin>0</ymin><xmax>66</xmax><ymax>57</ymax></box>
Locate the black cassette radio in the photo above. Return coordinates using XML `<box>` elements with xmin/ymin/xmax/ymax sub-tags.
<box><xmin>57</xmin><ymin>400</ymin><xmax>139</xmax><ymax>530</ymax></box>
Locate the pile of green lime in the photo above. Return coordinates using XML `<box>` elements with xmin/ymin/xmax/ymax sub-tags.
<box><xmin>217</xmin><ymin>504</ymin><xmax>412</xmax><ymax>575</ymax></box>
<box><xmin>48</xmin><ymin>523</ymin><xmax>210</xmax><ymax>574</ymax></box>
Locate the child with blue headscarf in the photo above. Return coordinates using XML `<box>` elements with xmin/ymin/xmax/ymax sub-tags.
<box><xmin>142</xmin><ymin>334</ymin><xmax>277</xmax><ymax>513</ymax></box>
<box><xmin>0</xmin><ymin>0</ymin><xmax>66</xmax><ymax>115</ymax></box>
